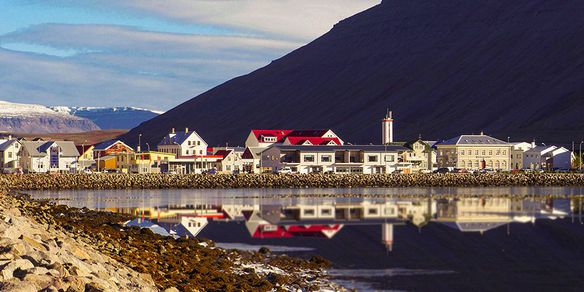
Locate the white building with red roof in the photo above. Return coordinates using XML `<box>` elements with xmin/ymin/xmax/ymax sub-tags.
<box><xmin>244</xmin><ymin>129</ymin><xmax>343</xmax><ymax>148</ymax></box>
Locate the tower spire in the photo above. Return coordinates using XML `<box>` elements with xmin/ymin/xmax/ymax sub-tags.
<box><xmin>382</xmin><ymin>109</ymin><xmax>394</xmax><ymax>144</ymax></box>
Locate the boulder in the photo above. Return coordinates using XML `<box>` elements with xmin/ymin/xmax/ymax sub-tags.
<box><xmin>1</xmin><ymin>258</ymin><xmax>34</xmax><ymax>280</ymax></box>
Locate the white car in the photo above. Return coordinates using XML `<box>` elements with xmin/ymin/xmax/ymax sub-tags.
<box><xmin>278</xmin><ymin>167</ymin><xmax>294</xmax><ymax>174</ymax></box>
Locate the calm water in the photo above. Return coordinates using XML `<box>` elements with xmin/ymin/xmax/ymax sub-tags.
<box><xmin>28</xmin><ymin>187</ymin><xmax>584</xmax><ymax>291</ymax></box>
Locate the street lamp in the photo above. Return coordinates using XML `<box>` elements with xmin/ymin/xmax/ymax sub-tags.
<box><xmin>138</xmin><ymin>134</ymin><xmax>142</xmax><ymax>153</ymax></box>
<box><xmin>146</xmin><ymin>143</ymin><xmax>150</xmax><ymax>152</ymax></box>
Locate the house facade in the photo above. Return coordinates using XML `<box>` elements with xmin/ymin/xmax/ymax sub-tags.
<box><xmin>260</xmin><ymin>144</ymin><xmax>412</xmax><ymax>174</ymax></box>
<box><xmin>157</xmin><ymin>128</ymin><xmax>208</xmax><ymax>157</ymax></box>
<box><xmin>523</xmin><ymin>145</ymin><xmax>573</xmax><ymax>170</ymax></box>
<box><xmin>404</xmin><ymin>139</ymin><xmax>437</xmax><ymax>172</ymax></box>
<box><xmin>510</xmin><ymin>142</ymin><xmax>534</xmax><ymax>170</ymax></box>
<box><xmin>213</xmin><ymin>148</ymin><xmax>245</xmax><ymax>174</ymax></box>
<box><xmin>116</xmin><ymin>151</ymin><xmax>176</xmax><ymax>173</ymax></box>
<box><xmin>435</xmin><ymin>134</ymin><xmax>512</xmax><ymax>170</ymax></box>
<box><xmin>20</xmin><ymin>141</ymin><xmax>80</xmax><ymax>173</ymax></box>
<box><xmin>245</xmin><ymin>129</ymin><xmax>343</xmax><ymax>148</ymax></box>
<box><xmin>0</xmin><ymin>139</ymin><xmax>21</xmax><ymax>173</ymax></box>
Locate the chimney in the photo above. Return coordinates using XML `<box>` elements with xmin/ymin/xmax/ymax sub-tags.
<box><xmin>171</xmin><ymin>128</ymin><xmax>175</xmax><ymax>134</ymax></box>
<box><xmin>382</xmin><ymin>109</ymin><xmax>394</xmax><ymax>144</ymax></box>
<box><xmin>185</xmin><ymin>127</ymin><xmax>189</xmax><ymax>133</ymax></box>
<box><xmin>531</xmin><ymin>139</ymin><xmax>536</xmax><ymax>148</ymax></box>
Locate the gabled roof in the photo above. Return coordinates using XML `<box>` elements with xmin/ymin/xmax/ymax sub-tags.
<box><xmin>525</xmin><ymin>145</ymin><xmax>556</xmax><ymax>155</ymax></box>
<box><xmin>250</xmin><ymin>129</ymin><xmax>293</xmax><ymax>143</ymax></box>
<box><xmin>437</xmin><ymin>134</ymin><xmax>508</xmax><ymax>146</ymax></box>
<box><xmin>21</xmin><ymin>141</ymin><xmax>80</xmax><ymax>157</ymax></box>
<box><xmin>158</xmin><ymin>131</ymin><xmax>206</xmax><ymax>147</ymax></box>
<box><xmin>269</xmin><ymin>144</ymin><xmax>409</xmax><ymax>152</ymax></box>
<box><xmin>94</xmin><ymin>139</ymin><xmax>133</xmax><ymax>151</ymax></box>
<box><xmin>285</xmin><ymin>137</ymin><xmax>342</xmax><ymax>146</ymax></box>
<box><xmin>214</xmin><ymin>149</ymin><xmax>233</xmax><ymax>159</ymax></box>
<box><xmin>0</xmin><ymin>139</ymin><xmax>18</xmax><ymax>151</ymax></box>
<box><xmin>76</xmin><ymin>145</ymin><xmax>94</xmax><ymax>155</ymax></box>
<box><xmin>286</xmin><ymin>129</ymin><xmax>331</xmax><ymax>137</ymax></box>
<box><xmin>439</xmin><ymin>221</ymin><xmax>510</xmax><ymax>232</ymax></box>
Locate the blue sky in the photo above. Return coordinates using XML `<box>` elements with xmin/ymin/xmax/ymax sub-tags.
<box><xmin>0</xmin><ymin>1</ymin><xmax>379</xmax><ymax>111</ymax></box>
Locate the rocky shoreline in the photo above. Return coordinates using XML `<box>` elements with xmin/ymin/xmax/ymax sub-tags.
<box><xmin>0</xmin><ymin>192</ymin><xmax>340</xmax><ymax>291</ymax></box>
<box><xmin>1</xmin><ymin>173</ymin><xmax>584</xmax><ymax>191</ymax></box>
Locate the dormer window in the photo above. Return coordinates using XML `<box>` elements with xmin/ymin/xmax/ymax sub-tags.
<box><xmin>263</xmin><ymin>136</ymin><xmax>277</xmax><ymax>142</ymax></box>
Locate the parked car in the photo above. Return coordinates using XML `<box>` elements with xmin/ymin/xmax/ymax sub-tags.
<box><xmin>434</xmin><ymin>168</ymin><xmax>450</xmax><ymax>174</ymax></box>
<box><xmin>278</xmin><ymin>167</ymin><xmax>294</xmax><ymax>174</ymax></box>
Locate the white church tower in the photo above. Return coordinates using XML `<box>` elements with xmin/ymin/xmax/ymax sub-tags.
<box><xmin>382</xmin><ymin>109</ymin><xmax>394</xmax><ymax>144</ymax></box>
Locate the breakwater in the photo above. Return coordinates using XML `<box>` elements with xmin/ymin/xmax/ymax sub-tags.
<box><xmin>2</xmin><ymin>173</ymin><xmax>584</xmax><ymax>191</ymax></box>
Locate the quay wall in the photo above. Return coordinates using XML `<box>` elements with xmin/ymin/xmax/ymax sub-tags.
<box><xmin>1</xmin><ymin>173</ymin><xmax>584</xmax><ymax>190</ymax></box>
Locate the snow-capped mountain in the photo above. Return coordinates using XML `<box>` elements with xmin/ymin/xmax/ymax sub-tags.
<box><xmin>0</xmin><ymin>100</ymin><xmax>162</xmax><ymax>134</ymax></box>
<box><xmin>0</xmin><ymin>100</ymin><xmax>100</xmax><ymax>134</ymax></box>
<box><xmin>50</xmin><ymin>106</ymin><xmax>162</xmax><ymax>129</ymax></box>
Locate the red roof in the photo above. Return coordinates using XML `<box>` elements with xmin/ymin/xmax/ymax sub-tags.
<box><xmin>251</xmin><ymin>129</ymin><xmax>340</xmax><ymax>144</ymax></box>
<box><xmin>251</xmin><ymin>224</ymin><xmax>343</xmax><ymax>239</ymax></box>
<box><xmin>214</xmin><ymin>149</ymin><xmax>233</xmax><ymax>159</ymax></box>
<box><xmin>251</xmin><ymin>130</ymin><xmax>293</xmax><ymax>143</ymax></box>
<box><xmin>286</xmin><ymin>129</ymin><xmax>330</xmax><ymax>137</ymax></box>
<box><xmin>285</xmin><ymin>137</ymin><xmax>341</xmax><ymax>146</ymax></box>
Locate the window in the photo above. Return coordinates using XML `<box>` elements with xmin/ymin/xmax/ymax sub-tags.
<box><xmin>475</xmin><ymin>150</ymin><xmax>479</xmax><ymax>155</ymax></box>
<box><xmin>489</xmin><ymin>150</ymin><xmax>493</xmax><ymax>155</ymax></box>
<box><xmin>263</xmin><ymin>137</ymin><xmax>277</xmax><ymax>142</ymax></box>
<box><xmin>303</xmin><ymin>209</ymin><xmax>315</xmax><ymax>216</ymax></box>
<box><xmin>385</xmin><ymin>155</ymin><xmax>395</xmax><ymax>162</ymax></box>
<box><xmin>461</xmin><ymin>150</ymin><xmax>465</xmax><ymax>155</ymax></box>
<box><xmin>186</xmin><ymin>150</ymin><xmax>189</xmax><ymax>155</ymax></box>
<box><xmin>321</xmin><ymin>208</ymin><xmax>332</xmax><ymax>216</ymax></box>
<box><xmin>7</xmin><ymin>152</ymin><xmax>12</xmax><ymax>158</ymax></box>
<box><xmin>368</xmin><ymin>155</ymin><xmax>378</xmax><ymax>162</ymax></box>
<box><xmin>303</xmin><ymin>155</ymin><xmax>315</xmax><ymax>162</ymax></box>
<box><xmin>502</xmin><ymin>150</ymin><xmax>506</xmax><ymax>155</ymax></box>
<box><xmin>321</xmin><ymin>155</ymin><xmax>332</xmax><ymax>162</ymax></box>
<box><xmin>368</xmin><ymin>208</ymin><xmax>378</xmax><ymax>215</ymax></box>
<box><xmin>197</xmin><ymin>141</ymin><xmax>201</xmax><ymax>146</ymax></box>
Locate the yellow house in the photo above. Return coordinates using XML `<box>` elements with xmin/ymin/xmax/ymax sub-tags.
<box><xmin>435</xmin><ymin>133</ymin><xmax>511</xmax><ymax>171</ymax></box>
<box><xmin>116</xmin><ymin>151</ymin><xmax>176</xmax><ymax>173</ymax></box>
<box><xmin>96</xmin><ymin>155</ymin><xmax>117</xmax><ymax>172</ymax></box>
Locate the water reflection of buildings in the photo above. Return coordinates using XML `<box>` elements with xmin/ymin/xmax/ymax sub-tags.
<box><xmin>114</xmin><ymin>197</ymin><xmax>571</xmax><ymax>251</ymax></box>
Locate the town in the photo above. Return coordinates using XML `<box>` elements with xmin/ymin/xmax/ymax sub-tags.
<box><xmin>0</xmin><ymin>111</ymin><xmax>580</xmax><ymax>175</ymax></box>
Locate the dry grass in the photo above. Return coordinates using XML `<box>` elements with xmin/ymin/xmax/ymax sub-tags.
<box><xmin>11</xmin><ymin>130</ymin><xmax>127</xmax><ymax>145</ymax></box>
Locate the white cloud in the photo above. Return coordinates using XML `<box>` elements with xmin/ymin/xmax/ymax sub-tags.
<box><xmin>0</xmin><ymin>24</ymin><xmax>296</xmax><ymax>110</ymax></box>
<box><xmin>0</xmin><ymin>1</ymin><xmax>380</xmax><ymax>109</ymax></box>
<box><xmin>27</xmin><ymin>0</ymin><xmax>380</xmax><ymax>41</ymax></box>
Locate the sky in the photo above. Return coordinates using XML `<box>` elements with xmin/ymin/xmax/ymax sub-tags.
<box><xmin>0</xmin><ymin>1</ymin><xmax>380</xmax><ymax>111</ymax></box>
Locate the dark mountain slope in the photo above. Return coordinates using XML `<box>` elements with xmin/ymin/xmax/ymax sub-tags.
<box><xmin>122</xmin><ymin>0</ymin><xmax>584</xmax><ymax>147</ymax></box>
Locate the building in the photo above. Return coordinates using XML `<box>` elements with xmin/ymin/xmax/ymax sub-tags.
<box><xmin>116</xmin><ymin>151</ymin><xmax>176</xmax><ymax>174</ymax></box>
<box><xmin>245</xmin><ymin>129</ymin><xmax>344</xmax><ymax>148</ymax></box>
<box><xmin>213</xmin><ymin>148</ymin><xmax>245</xmax><ymax>174</ymax></box>
<box><xmin>510</xmin><ymin>142</ymin><xmax>534</xmax><ymax>170</ymax></box>
<box><xmin>93</xmin><ymin>140</ymin><xmax>134</xmax><ymax>159</ymax></box>
<box><xmin>435</xmin><ymin>133</ymin><xmax>512</xmax><ymax>170</ymax></box>
<box><xmin>260</xmin><ymin>144</ymin><xmax>412</xmax><ymax>174</ymax></box>
<box><xmin>382</xmin><ymin>109</ymin><xmax>394</xmax><ymax>144</ymax></box>
<box><xmin>523</xmin><ymin>145</ymin><xmax>573</xmax><ymax>170</ymax></box>
<box><xmin>76</xmin><ymin>145</ymin><xmax>94</xmax><ymax>171</ymax></box>
<box><xmin>404</xmin><ymin>139</ymin><xmax>437</xmax><ymax>172</ymax></box>
<box><xmin>157</xmin><ymin>128</ymin><xmax>207</xmax><ymax>157</ymax></box>
<box><xmin>0</xmin><ymin>139</ymin><xmax>21</xmax><ymax>173</ymax></box>
<box><xmin>157</xmin><ymin>128</ymin><xmax>224</xmax><ymax>174</ymax></box>
<box><xmin>20</xmin><ymin>141</ymin><xmax>80</xmax><ymax>173</ymax></box>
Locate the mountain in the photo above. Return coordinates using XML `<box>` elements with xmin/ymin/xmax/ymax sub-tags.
<box><xmin>121</xmin><ymin>0</ymin><xmax>584</xmax><ymax>148</ymax></box>
<box><xmin>0</xmin><ymin>101</ymin><xmax>99</xmax><ymax>134</ymax></box>
<box><xmin>51</xmin><ymin>107</ymin><xmax>162</xmax><ymax>130</ymax></box>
